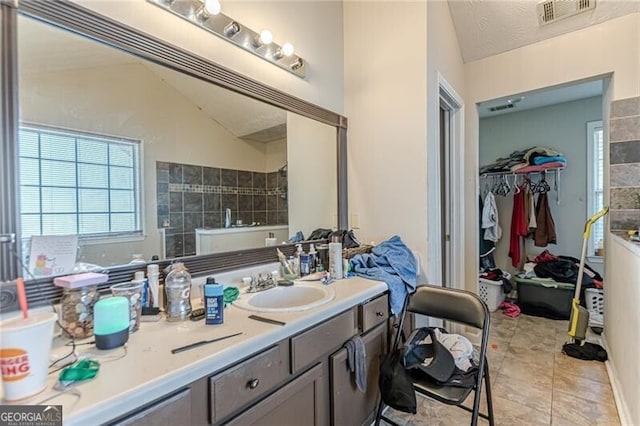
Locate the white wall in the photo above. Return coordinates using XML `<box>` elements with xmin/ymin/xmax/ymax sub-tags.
<box><xmin>604</xmin><ymin>237</ymin><xmax>640</xmax><ymax>425</ymax></box>
<box><xmin>71</xmin><ymin>0</ymin><xmax>344</xmax><ymax>114</ymax></box>
<box><xmin>343</xmin><ymin>1</ymin><xmax>428</xmax><ymax>271</ymax></box>
<box><xmin>287</xmin><ymin>112</ymin><xmax>337</xmax><ymax>238</ymax></box>
<box><xmin>426</xmin><ymin>0</ymin><xmax>467</xmax><ymax>286</ymax></box>
<box><xmin>479</xmin><ymin>96</ymin><xmax>603</xmax><ymax>274</ymax></box>
<box><xmin>344</xmin><ymin>1</ymin><xmax>465</xmax><ymax>283</ymax></box>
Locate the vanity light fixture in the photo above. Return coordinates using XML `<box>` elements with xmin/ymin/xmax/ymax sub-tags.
<box><xmin>223</xmin><ymin>21</ymin><xmax>240</xmax><ymax>38</ymax></box>
<box><xmin>273</xmin><ymin>42</ymin><xmax>294</xmax><ymax>60</ymax></box>
<box><xmin>147</xmin><ymin>0</ymin><xmax>306</xmax><ymax>78</ymax></box>
<box><xmin>193</xmin><ymin>0</ymin><xmax>221</xmax><ymax>23</ymax></box>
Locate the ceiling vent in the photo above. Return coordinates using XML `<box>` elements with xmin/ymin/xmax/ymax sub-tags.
<box><xmin>489</xmin><ymin>103</ymin><xmax>515</xmax><ymax>112</ymax></box>
<box><xmin>537</xmin><ymin>0</ymin><xmax>596</xmax><ymax>25</ymax></box>
<box><xmin>488</xmin><ymin>97</ymin><xmax>523</xmax><ymax>113</ymax></box>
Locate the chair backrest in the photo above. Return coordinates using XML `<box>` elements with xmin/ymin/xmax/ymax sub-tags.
<box><xmin>407</xmin><ymin>285</ymin><xmax>488</xmax><ymax>330</ymax></box>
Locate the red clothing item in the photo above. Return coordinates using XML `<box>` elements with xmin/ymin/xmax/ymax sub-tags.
<box><xmin>509</xmin><ymin>189</ymin><xmax>528</xmax><ymax>267</ymax></box>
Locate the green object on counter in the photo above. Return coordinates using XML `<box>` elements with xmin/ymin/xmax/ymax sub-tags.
<box><xmin>223</xmin><ymin>286</ymin><xmax>240</xmax><ymax>307</ymax></box>
<box><xmin>58</xmin><ymin>359</ymin><xmax>100</xmax><ymax>384</ymax></box>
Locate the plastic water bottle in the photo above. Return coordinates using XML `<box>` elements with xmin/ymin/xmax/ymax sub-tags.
<box><xmin>165</xmin><ymin>263</ymin><xmax>192</xmax><ymax>321</ymax></box>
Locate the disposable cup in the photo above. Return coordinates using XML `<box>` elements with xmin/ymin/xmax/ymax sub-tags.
<box><xmin>0</xmin><ymin>311</ymin><xmax>57</xmax><ymax>401</ymax></box>
<box><xmin>111</xmin><ymin>282</ymin><xmax>144</xmax><ymax>332</ymax></box>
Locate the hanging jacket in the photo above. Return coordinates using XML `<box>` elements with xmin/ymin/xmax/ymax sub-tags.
<box><xmin>534</xmin><ymin>192</ymin><xmax>557</xmax><ymax>247</ymax></box>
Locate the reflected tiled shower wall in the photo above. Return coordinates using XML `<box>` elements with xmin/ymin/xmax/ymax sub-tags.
<box><xmin>157</xmin><ymin>161</ymin><xmax>288</xmax><ymax>258</ymax></box>
<box><xmin>609</xmin><ymin>96</ymin><xmax>640</xmax><ymax>237</ymax></box>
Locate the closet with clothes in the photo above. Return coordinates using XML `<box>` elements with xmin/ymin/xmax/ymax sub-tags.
<box><xmin>477</xmin><ymin>92</ymin><xmax>604</xmax><ymax>321</ymax></box>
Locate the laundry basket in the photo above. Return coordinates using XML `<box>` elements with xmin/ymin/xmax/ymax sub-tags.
<box><xmin>479</xmin><ymin>278</ymin><xmax>505</xmax><ymax>312</ymax></box>
<box><xmin>585</xmin><ymin>288</ymin><xmax>604</xmax><ymax>327</ymax></box>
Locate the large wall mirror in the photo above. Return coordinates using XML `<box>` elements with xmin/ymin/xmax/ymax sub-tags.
<box><xmin>0</xmin><ymin>1</ymin><xmax>346</xmax><ymax>305</ymax></box>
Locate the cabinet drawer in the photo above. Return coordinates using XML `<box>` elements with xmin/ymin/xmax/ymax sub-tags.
<box><xmin>226</xmin><ymin>363</ymin><xmax>324</xmax><ymax>426</ymax></box>
<box><xmin>359</xmin><ymin>294</ymin><xmax>389</xmax><ymax>332</ymax></box>
<box><xmin>291</xmin><ymin>308</ymin><xmax>357</xmax><ymax>373</ymax></box>
<box><xmin>112</xmin><ymin>388</ymin><xmax>191</xmax><ymax>426</ymax></box>
<box><xmin>209</xmin><ymin>342</ymin><xmax>288</xmax><ymax>424</ymax></box>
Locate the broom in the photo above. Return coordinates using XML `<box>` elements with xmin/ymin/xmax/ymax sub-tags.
<box><xmin>567</xmin><ymin>206</ymin><xmax>609</xmax><ymax>343</ymax></box>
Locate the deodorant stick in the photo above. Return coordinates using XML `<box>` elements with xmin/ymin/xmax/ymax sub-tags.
<box><xmin>328</xmin><ymin>237</ymin><xmax>343</xmax><ymax>279</ymax></box>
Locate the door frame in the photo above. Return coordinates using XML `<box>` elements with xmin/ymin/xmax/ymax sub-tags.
<box><xmin>426</xmin><ymin>73</ymin><xmax>465</xmax><ymax>290</ymax></box>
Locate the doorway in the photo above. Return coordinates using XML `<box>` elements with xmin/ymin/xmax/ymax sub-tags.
<box><xmin>476</xmin><ymin>79</ymin><xmax>606</xmax><ymax>277</ymax></box>
<box><xmin>433</xmin><ymin>74</ymin><xmax>464</xmax><ymax>290</ymax></box>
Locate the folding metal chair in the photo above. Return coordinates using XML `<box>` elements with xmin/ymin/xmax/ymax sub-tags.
<box><xmin>375</xmin><ymin>284</ymin><xmax>495</xmax><ymax>426</ymax></box>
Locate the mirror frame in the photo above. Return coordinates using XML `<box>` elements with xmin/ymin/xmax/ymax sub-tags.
<box><xmin>0</xmin><ymin>0</ymin><xmax>348</xmax><ymax>311</ymax></box>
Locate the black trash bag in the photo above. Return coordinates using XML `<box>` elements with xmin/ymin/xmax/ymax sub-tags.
<box><xmin>308</xmin><ymin>228</ymin><xmax>333</xmax><ymax>240</ymax></box>
<box><xmin>330</xmin><ymin>229</ymin><xmax>361</xmax><ymax>249</ymax></box>
<box><xmin>562</xmin><ymin>342</ymin><xmax>608</xmax><ymax>362</ymax></box>
<box><xmin>379</xmin><ymin>349</ymin><xmax>416</xmax><ymax>414</ymax></box>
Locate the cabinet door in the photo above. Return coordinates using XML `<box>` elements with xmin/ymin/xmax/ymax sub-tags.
<box><xmin>225</xmin><ymin>363</ymin><xmax>324</xmax><ymax>426</ymax></box>
<box><xmin>330</xmin><ymin>322</ymin><xmax>387</xmax><ymax>426</ymax></box>
<box><xmin>111</xmin><ymin>388</ymin><xmax>191</xmax><ymax>426</ymax></box>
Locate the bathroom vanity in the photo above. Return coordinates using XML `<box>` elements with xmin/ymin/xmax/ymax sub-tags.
<box><xmin>36</xmin><ymin>277</ymin><xmax>390</xmax><ymax>426</ymax></box>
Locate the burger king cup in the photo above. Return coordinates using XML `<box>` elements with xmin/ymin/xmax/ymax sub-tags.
<box><xmin>0</xmin><ymin>311</ymin><xmax>57</xmax><ymax>401</ymax></box>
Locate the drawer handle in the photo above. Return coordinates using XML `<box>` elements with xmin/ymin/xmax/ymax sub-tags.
<box><xmin>248</xmin><ymin>378</ymin><xmax>260</xmax><ymax>389</ymax></box>
<box><xmin>376</xmin><ymin>312</ymin><xmax>385</xmax><ymax>317</ymax></box>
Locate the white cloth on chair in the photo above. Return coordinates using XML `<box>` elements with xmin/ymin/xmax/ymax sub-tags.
<box><xmin>418</xmin><ymin>329</ymin><xmax>478</xmax><ymax>373</ymax></box>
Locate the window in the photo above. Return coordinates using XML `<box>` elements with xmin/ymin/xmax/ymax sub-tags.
<box><xmin>587</xmin><ymin>120</ymin><xmax>604</xmax><ymax>258</ymax></box>
<box><xmin>19</xmin><ymin>124</ymin><xmax>142</xmax><ymax>241</ymax></box>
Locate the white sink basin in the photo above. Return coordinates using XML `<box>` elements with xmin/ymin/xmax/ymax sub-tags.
<box><xmin>233</xmin><ymin>283</ymin><xmax>335</xmax><ymax>313</ymax></box>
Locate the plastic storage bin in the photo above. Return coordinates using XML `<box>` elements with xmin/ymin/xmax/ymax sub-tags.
<box><xmin>585</xmin><ymin>288</ymin><xmax>604</xmax><ymax>327</ymax></box>
<box><xmin>514</xmin><ymin>277</ymin><xmax>574</xmax><ymax>320</ymax></box>
<box><xmin>479</xmin><ymin>278</ymin><xmax>505</xmax><ymax>312</ymax></box>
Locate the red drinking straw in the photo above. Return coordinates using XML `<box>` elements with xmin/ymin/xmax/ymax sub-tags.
<box><xmin>16</xmin><ymin>277</ymin><xmax>28</xmax><ymax>319</ymax></box>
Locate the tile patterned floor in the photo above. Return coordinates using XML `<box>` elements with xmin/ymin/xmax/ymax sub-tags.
<box><xmin>385</xmin><ymin>312</ymin><xmax>620</xmax><ymax>425</ymax></box>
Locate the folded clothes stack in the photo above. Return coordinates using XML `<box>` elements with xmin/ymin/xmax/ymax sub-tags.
<box><xmin>479</xmin><ymin>146</ymin><xmax>567</xmax><ymax>174</ymax></box>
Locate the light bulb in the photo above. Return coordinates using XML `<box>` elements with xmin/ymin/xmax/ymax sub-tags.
<box><xmin>281</xmin><ymin>42</ymin><xmax>294</xmax><ymax>57</ymax></box>
<box><xmin>273</xmin><ymin>42</ymin><xmax>295</xmax><ymax>60</ymax></box>
<box><xmin>259</xmin><ymin>29</ymin><xmax>273</xmax><ymax>45</ymax></box>
<box><xmin>204</xmin><ymin>0</ymin><xmax>221</xmax><ymax>15</ymax></box>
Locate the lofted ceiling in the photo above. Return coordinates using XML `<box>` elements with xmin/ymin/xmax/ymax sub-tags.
<box><xmin>447</xmin><ymin>0</ymin><xmax>640</xmax><ymax>63</ymax></box>
<box><xmin>18</xmin><ymin>17</ymin><xmax>286</xmax><ymax>142</ymax></box>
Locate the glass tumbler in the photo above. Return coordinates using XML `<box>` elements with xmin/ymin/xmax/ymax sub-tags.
<box><xmin>59</xmin><ymin>285</ymin><xmax>100</xmax><ymax>339</ymax></box>
<box><xmin>111</xmin><ymin>282</ymin><xmax>144</xmax><ymax>332</ymax></box>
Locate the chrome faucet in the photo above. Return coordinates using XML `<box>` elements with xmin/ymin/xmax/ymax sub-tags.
<box><xmin>224</xmin><ymin>208</ymin><xmax>231</xmax><ymax>228</ymax></box>
<box><xmin>246</xmin><ymin>273</ymin><xmax>276</xmax><ymax>293</ymax></box>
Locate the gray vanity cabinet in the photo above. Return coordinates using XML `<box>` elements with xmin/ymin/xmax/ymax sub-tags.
<box><xmin>111</xmin><ymin>388</ymin><xmax>192</xmax><ymax>426</ymax></box>
<box><xmin>110</xmin><ymin>293</ymin><xmax>390</xmax><ymax>426</ymax></box>
<box><xmin>330</xmin><ymin>322</ymin><xmax>387</xmax><ymax>426</ymax></box>
<box><xmin>225</xmin><ymin>363</ymin><xmax>324</xmax><ymax>426</ymax></box>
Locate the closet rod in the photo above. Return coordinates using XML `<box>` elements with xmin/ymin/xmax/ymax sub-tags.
<box><xmin>479</xmin><ymin>167</ymin><xmax>565</xmax><ymax>178</ymax></box>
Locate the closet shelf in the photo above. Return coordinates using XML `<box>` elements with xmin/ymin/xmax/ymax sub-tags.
<box><xmin>479</xmin><ymin>166</ymin><xmax>565</xmax><ymax>178</ymax></box>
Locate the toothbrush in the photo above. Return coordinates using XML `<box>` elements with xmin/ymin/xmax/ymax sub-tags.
<box><xmin>276</xmin><ymin>248</ymin><xmax>294</xmax><ymax>275</ymax></box>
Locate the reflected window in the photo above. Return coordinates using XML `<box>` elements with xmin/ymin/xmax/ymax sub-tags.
<box><xmin>18</xmin><ymin>124</ymin><xmax>142</xmax><ymax>240</ymax></box>
<box><xmin>587</xmin><ymin>120</ymin><xmax>604</xmax><ymax>257</ymax></box>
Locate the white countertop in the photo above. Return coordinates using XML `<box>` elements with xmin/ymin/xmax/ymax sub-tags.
<box><xmin>612</xmin><ymin>234</ymin><xmax>640</xmax><ymax>257</ymax></box>
<box><xmin>22</xmin><ymin>275</ymin><xmax>387</xmax><ymax>425</ymax></box>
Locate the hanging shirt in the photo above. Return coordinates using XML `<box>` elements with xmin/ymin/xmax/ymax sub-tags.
<box><xmin>509</xmin><ymin>190</ymin><xmax>528</xmax><ymax>267</ymax></box>
<box><xmin>481</xmin><ymin>192</ymin><xmax>502</xmax><ymax>243</ymax></box>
